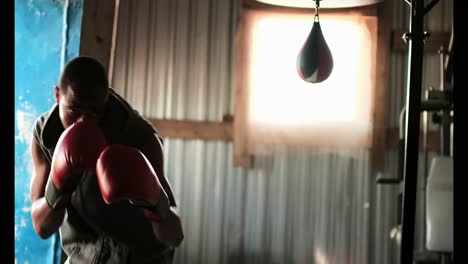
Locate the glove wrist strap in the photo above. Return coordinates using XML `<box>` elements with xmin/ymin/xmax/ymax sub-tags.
<box><xmin>44</xmin><ymin>179</ymin><xmax>70</xmax><ymax>210</ymax></box>
<box><xmin>143</xmin><ymin>194</ymin><xmax>170</xmax><ymax>222</ymax></box>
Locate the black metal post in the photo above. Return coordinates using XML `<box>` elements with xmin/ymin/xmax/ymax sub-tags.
<box><xmin>441</xmin><ymin>109</ymin><xmax>451</xmax><ymax>156</ymax></box>
<box><xmin>400</xmin><ymin>0</ymin><xmax>425</xmax><ymax>263</ymax></box>
<box><xmin>439</xmin><ymin>47</ymin><xmax>452</xmax><ymax>157</ymax></box>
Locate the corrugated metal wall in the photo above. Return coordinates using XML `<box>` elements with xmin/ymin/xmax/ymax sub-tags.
<box><xmin>111</xmin><ymin>1</ymin><xmax>452</xmax><ymax>263</ymax></box>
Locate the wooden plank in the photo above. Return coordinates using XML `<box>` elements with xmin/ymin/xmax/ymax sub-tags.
<box><xmin>444</xmin><ymin>28</ymin><xmax>453</xmax><ymax>82</ymax></box>
<box><xmin>232</xmin><ymin>10</ymin><xmax>254</xmax><ymax>168</ymax></box>
<box><xmin>145</xmin><ymin>117</ymin><xmax>441</xmax><ymax>153</ymax></box>
<box><xmin>370</xmin><ymin>1</ymin><xmax>392</xmax><ymax>173</ymax></box>
<box><xmin>147</xmin><ymin>118</ymin><xmax>233</xmax><ymax>141</ymax></box>
<box><xmin>368</xmin><ymin>6</ymin><xmax>387</xmax><ymax>259</ymax></box>
<box><xmin>108</xmin><ymin>0</ymin><xmax>120</xmax><ymax>85</ymax></box>
<box><xmin>386</xmin><ymin>127</ymin><xmax>440</xmax><ymax>153</ymax></box>
<box><xmin>392</xmin><ymin>30</ymin><xmax>451</xmax><ymax>53</ymax></box>
<box><xmin>79</xmin><ymin>0</ymin><xmax>117</xmax><ymax>74</ymax></box>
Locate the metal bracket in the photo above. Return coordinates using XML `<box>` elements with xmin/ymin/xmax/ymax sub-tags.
<box><xmin>402</xmin><ymin>31</ymin><xmax>431</xmax><ymax>44</ymax></box>
<box><xmin>376</xmin><ymin>178</ymin><xmax>402</xmax><ymax>185</ymax></box>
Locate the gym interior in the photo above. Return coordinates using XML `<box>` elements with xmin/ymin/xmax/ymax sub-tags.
<box><xmin>14</xmin><ymin>0</ymin><xmax>454</xmax><ymax>263</ymax></box>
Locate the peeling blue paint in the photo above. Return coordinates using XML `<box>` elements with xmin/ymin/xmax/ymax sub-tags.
<box><xmin>15</xmin><ymin>0</ymin><xmax>83</xmax><ymax>263</ymax></box>
<box><xmin>66</xmin><ymin>1</ymin><xmax>83</xmax><ymax>62</ymax></box>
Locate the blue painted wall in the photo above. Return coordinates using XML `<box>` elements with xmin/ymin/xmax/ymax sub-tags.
<box><xmin>15</xmin><ymin>0</ymin><xmax>83</xmax><ymax>263</ymax></box>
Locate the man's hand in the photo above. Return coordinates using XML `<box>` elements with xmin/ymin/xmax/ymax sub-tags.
<box><xmin>96</xmin><ymin>145</ymin><xmax>171</xmax><ymax>222</ymax></box>
<box><xmin>30</xmin><ymin>121</ymin><xmax>107</xmax><ymax>239</ymax></box>
<box><xmin>45</xmin><ymin>121</ymin><xmax>107</xmax><ymax>209</ymax></box>
<box><xmin>96</xmin><ymin>141</ymin><xmax>184</xmax><ymax>248</ymax></box>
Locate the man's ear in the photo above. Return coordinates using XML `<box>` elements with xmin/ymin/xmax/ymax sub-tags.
<box><xmin>54</xmin><ymin>86</ymin><xmax>60</xmax><ymax>104</ymax></box>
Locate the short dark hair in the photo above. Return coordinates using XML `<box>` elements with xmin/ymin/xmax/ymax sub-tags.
<box><xmin>59</xmin><ymin>56</ymin><xmax>109</xmax><ymax>93</ymax></box>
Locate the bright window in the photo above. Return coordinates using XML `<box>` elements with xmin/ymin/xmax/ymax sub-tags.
<box><xmin>235</xmin><ymin>9</ymin><xmax>378</xmax><ymax>152</ymax></box>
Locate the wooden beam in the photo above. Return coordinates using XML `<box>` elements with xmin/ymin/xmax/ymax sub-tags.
<box><xmin>79</xmin><ymin>0</ymin><xmax>117</xmax><ymax>74</ymax></box>
<box><xmin>444</xmin><ymin>28</ymin><xmax>453</xmax><ymax>82</ymax></box>
<box><xmin>392</xmin><ymin>30</ymin><xmax>451</xmax><ymax>53</ymax></box>
<box><xmin>145</xmin><ymin>117</ymin><xmax>442</xmax><ymax>153</ymax></box>
<box><xmin>233</xmin><ymin>10</ymin><xmax>254</xmax><ymax>168</ymax></box>
<box><xmin>147</xmin><ymin>118</ymin><xmax>233</xmax><ymax>141</ymax></box>
<box><xmin>108</xmin><ymin>0</ymin><xmax>120</xmax><ymax>84</ymax></box>
<box><xmin>386</xmin><ymin>127</ymin><xmax>440</xmax><ymax>153</ymax></box>
<box><xmin>371</xmin><ymin>1</ymin><xmax>392</xmax><ymax>173</ymax></box>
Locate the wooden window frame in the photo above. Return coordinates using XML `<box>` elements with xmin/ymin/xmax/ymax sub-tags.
<box><xmin>233</xmin><ymin>3</ymin><xmax>386</xmax><ymax>169</ymax></box>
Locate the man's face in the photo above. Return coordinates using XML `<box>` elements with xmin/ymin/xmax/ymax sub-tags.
<box><xmin>55</xmin><ymin>85</ymin><xmax>109</xmax><ymax>129</ymax></box>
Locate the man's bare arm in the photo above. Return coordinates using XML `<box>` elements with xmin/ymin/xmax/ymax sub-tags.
<box><xmin>30</xmin><ymin>138</ymin><xmax>66</xmax><ymax>239</ymax></box>
<box><xmin>140</xmin><ymin>134</ymin><xmax>184</xmax><ymax>248</ymax></box>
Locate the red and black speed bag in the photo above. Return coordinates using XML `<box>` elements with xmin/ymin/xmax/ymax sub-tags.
<box><xmin>296</xmin><ymin>21</ymin><xmax>333</xmax><ymax>83</ymax></box>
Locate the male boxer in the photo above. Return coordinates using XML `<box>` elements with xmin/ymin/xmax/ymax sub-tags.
<box><xmin>30</xmin><ymin>56</ymin><xmax>183</xmax><ymax>263</ymax></box>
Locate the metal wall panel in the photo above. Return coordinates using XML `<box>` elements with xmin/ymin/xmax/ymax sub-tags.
<box><xmin>112</xmin><ymin>1</ymin><xmax>452</xmax><ymax>263</ymax></box>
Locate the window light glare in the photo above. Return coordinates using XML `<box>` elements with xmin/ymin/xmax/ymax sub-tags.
<box><xmin>249</xmin><ymin>16</ymin><xmax>367</xmax><ymax>126</ymax></box>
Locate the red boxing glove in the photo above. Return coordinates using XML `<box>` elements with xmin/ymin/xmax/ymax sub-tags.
<box><xmin>96</xmin><ymin>145</ymin><xmax>170</xmax><ymax>221</ymax></box>
<box><xmin>45</xmin><ymin>121</ymin><xmax>107</xmax><ymax>209</ymax></box>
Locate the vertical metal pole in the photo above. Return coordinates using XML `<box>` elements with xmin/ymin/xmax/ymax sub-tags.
<box><xmin>421</xmin><ymin>90</ymin><xmax>429</xmax><ymax>252</ymax></box>
<box><xmin>400</xmin><ymin>0</ymin><xmax>425</xmax><ymax>263</ymax></box>
<box><xmin>441</xmin><ymin>109</ymin><xmax>451</xmax><ymax>156</ymax></box>
<box><xmin>439</xmin><ymin>47</ymin><xmax>451</xmax><ymax>156</ymax></box>
<box><xmin>450</xmin><ymin>112</ymin><xmax>453</xmax><ymax>157</ymax></box>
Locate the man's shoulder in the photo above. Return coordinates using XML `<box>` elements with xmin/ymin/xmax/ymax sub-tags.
<box><xmin>109</xmin><ymin>88</ymin><xmax>158</xmax><ymax>135</ymax></box>
<box><xmin>31</xmin><ymin>105</ymin><xmax>60</xmax><ymax>162</ymax></box>
<box><xmin>126</xmin><ymin>113</ymin><xmax>159</xmax><ymax>139</ymax></box>
<box><xmin>108</xmin><ymin>89</ymin><xmax>161</xmax><ymax>145</ymax></box>
<box><xmin>33</xmin><ymin>104</ymin><xmax>59</xmax><ymax>136</ymax></box>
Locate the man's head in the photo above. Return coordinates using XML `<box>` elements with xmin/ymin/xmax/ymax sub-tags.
<box><xmin>55</xmin><ymin>56</ymin><xmax>110</xmax><ymax>129</ymax></box>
